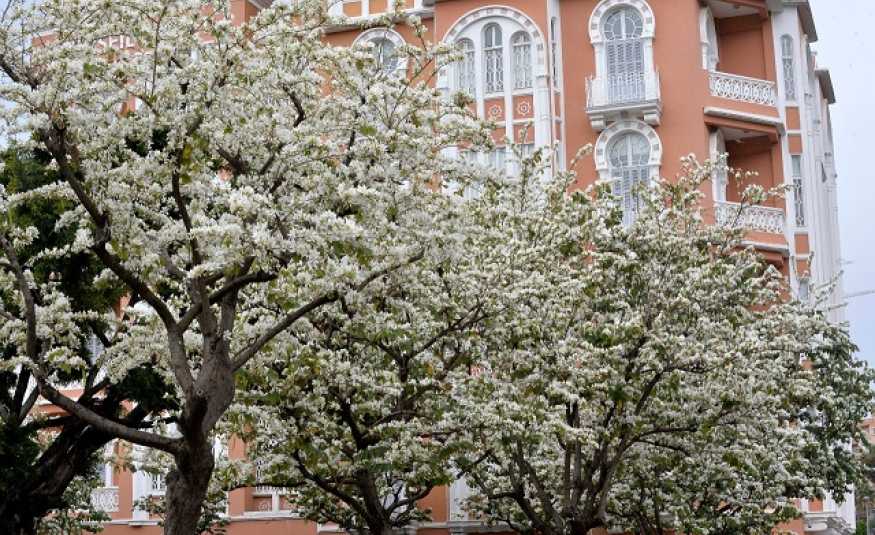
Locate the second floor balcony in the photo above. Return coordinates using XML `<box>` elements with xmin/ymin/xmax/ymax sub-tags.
<box><xmin>709</xmin><ymin>70</ymin><xmax>777</xmax><ymax>107</ymax></box>
<box><xmin>586</xmin><ymin>69</ymin><xmax>661</xmax><ymax>131</ymax></box>
<box><xmin>91</xmin><ymin>486</ymin><xmax>120</xmax><ymax>513</ymax></box>
<box><xmin>714</xmin><ymin>201</ymin><xmax>786</xmax><ymax>235</ymax></box>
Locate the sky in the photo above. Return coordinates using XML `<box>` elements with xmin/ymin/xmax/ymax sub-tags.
<box><xmin>809</xmin><ymin>0</ymin><xmax>875</xmax><ymax>366</ymax></box>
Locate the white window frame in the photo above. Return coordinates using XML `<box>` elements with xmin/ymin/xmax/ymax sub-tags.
<box><xmin>455</xmin><ymin>38</ymin><xmax>476</xmax><ymax>96</ymax></box>
<box><xmin>781</xmin><ymin>35</ymin><xmax>797</xmax><ymax>101</ymax></box>
<box><xmin>352</xmin><ymin>28</ymin><xmax>408</xmax><ymax>76</ymax></box>
<box><xmin>511</xmin><ymin>31</ymin><xmax>533</xmax><ymax>91</ymax></box>
<box><xmin>607</xmin><ymin>131</ymin><xmax>652</xmax><ymax>224</ymax></box>
<box><xmin>594</xmin><ymin>119</ymin><xmax>662</xmax><ymax>187</ymax></box>
<box><xmin>550</xmin><ymin>17</ymin><xmax>561</xmax><ymax>89</ymax></box>
<box><xmin>439</xmin><ymin>7</ymin><xmax>552</xmax><ymax>178</ymax></box>
<box><xmin>792</xmin><ymin>154</ymin><xmax>806</xmax><ymax>227</ymax></box>
<box><xmin>589</xmin><ymin>0</ymin><xmax>656</xmax><ymax>103</ymax></box>
<box><xmin>482</xmin><ymin>23</ymin><xmax>505</xmax><ymax>95</ymax></box>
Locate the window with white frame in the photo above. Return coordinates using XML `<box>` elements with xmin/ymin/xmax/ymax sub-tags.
<box><xmin>372</xmin><ymin>37</ymin><xmax>399</xmax><ymax>75</ymax></box>
<box><xmin>442</xmin><ymin>8</ymin><xmax>549</xmax><ymax>175</ymax></box>
<box><xmin>511</xmin><ymin>31</ymin><xmax>533</xmax><ymax>90</ymax></box>
<box><xmin>483</xmin><ymin>23</ymin><xmax>504</xmax><ymax>94</ymax></box>
<box><xmin>550</xmin><ymin>17</ymin><xmax>560</xmax><ymax>88</ymax></box>
<box><xmin>609</xmin><ymin>132</ymin><xmax>650</xmax><ymax>224</ymax></box>
<box><xmin>792</xmin><ymin>155</ymin><xmax>805</xmax><ymax>227</ymax></box>
<box><xmin>604</xmin><ymin>7</ymin><xmax>645</xmax><ymax>103</ymax></box>
<box><xmin>782</xmin><ymin>35</ymin><xmax>796</xmax><ymax>101</ymax></box>
<box><xmin>354</xmin><ymin>29</ymin><xmax>406</xmax><ymax>77</ymax></box>
<box><xmin>798</xmin><ymin>277</ymin><xmax>810</xmax><ymax>303</ymax></box>
<box><xmin>455</xmin><ymin>39</ymin><xmax>476</xmax><ymax>96</ymax></box>
<box><xmin>487</xmin><ymin>146</ymin><xmax>507</xmax><ymax>171</ymax></box>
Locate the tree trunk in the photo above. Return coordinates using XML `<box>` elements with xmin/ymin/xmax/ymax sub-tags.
<box><xmin>0</xmin><ymin>419</ymin><xmax>110</xmax><ymax>535</ymax></box>
<box><xmin>164</xmin><ymin>440</ymin><xmax>215</xmax><ymax>535</ymax></box>
<box><xmin>0</xmin><ymin>506</ymin><xmax>38</xmax><ymax>535</ymax></box>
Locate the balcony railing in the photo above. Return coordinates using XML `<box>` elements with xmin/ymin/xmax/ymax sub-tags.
<box><xmin>585</xmin><ymin>70</ymin><xmax>661</xmax><ymax>130</ymax></box>
<box><xmin>709</xmin><ymin>71</ymin><xmax>776</xmax><ymax>106</ymax></box>
<box><xmin>586</xmin><ymin>70</ymin><xmax>661</xmax><ymax>109</ymax></box>
<box><xmin>91</xmin><ymin>486</ymin><xmax>119</xmax><ymax>513</ymax></box>
<box><xmin>254</xmin><ymin>485</ymin><xmax>288</xmax><ymax>496</ymax></box>
<box><xmin>714</xmin><ymin>201</ymin><xmax>785</xmax><ymax>234</ymax></box>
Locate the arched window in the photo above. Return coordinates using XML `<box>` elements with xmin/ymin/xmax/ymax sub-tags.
<box><xmin>483</xmin><ymin>23</ymin><xmax>504</xmax><ymax>94</ymax></box>
<box><xmin>511</xmin><ymin>31</ymin><xmax>532</xmax><ymax>90</ymax></box>
<box><xmin>604</xmin><ymin>7</ymin><xmax>645</xmax><ymax>103</ymax></box>
<box><xmin>455</xmin><ymin>38</ymin><xmax>476</xmax><ymax>96</ymax></box>
<box><xmin>609</xmin><ymin>132</ymin><xmax>650</xmax><ymax>223</ymax></box>
<box><xmin>371</xmin><ymin>38</ymin><xmax>398</xmax><ymax>75</ymax></box>
<box><xmin>781</xmin><ymin>35</ymin><xmax>796</xmax><ymax>101</ymax></box>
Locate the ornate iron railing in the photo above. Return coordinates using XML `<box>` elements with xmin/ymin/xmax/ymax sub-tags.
<box><xmin>714</xmin><ymin>201</ymin><xmax>785</xmax><ymax>234</ymax></box>
<box><xmin>709</xmin><ymin>71</ymin><xmax>777</xmax><ymax>106</ymax></box>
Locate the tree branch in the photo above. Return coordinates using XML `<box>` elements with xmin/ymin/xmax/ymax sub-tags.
<box><xmin>35</xmin><ymin>379</ymin><xmax>180</xmax><ymax>453</ymax></box>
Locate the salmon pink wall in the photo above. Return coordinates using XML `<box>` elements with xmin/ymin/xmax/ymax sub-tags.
<box><xmin>326</xmin><ymin>20</ymin><xmax>435</xmax><ymax>48</ymax></box>
<box><xmin>434</xmin><ymin>0</ymin><xmax>548</xmax><ymax>43</ymax></box>
<box><xmin>726</xmin><ymin>136</ymin><xmax>781</xmax><ymax>204</ymax></box>
<box><xmin>715</xmin><ymin>15</ymin><xmax>767</xmax><ymax>80</ymax></box>
<box><xmin>560</xmin><ymin>0</ymin><xmax>710</xmax><ymax>189</ymax></box>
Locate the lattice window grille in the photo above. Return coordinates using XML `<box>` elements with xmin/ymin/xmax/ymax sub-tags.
<box><xmin>792</xmin><ymin>155</ymin><xmax>806</xmax><ymax>227</ymax></box>
<box><xmin>511</xmin><ymin>32</ymin><xmax>533</xmax><ymax>90</ymax></box>
<box><xmin>483</xmin><ymin>24</ymin><xmax>504</xmax><ymax>94</ymax></box>
<box><xmin>455</xmin><ymin>39</ymin><xmax>476</xmax><ymax>96</ymax></box>
<box><xmin>782</xmin><ymin>35</ymin><xmax>797</xmax><ymax>101</ymax></box>
<box><xmin>605</xmin><ymin>8</ymin><xmax>645</xmax><ymax>104</ymax></box>
<box><xmin>609</xmin><ymin>132</ymin><xmax>651</xmax><ymax>225</ymax></box>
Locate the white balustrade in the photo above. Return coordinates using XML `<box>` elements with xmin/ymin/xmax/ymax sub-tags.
<box><xmin>254</xmin><ymin>485</ymin><xmax>288</xmax><ymax>496</ymax></box>
<box><xmin>709</xmin><ymin>71</ymin><xmax>776</xmax><ymax>106</ymax></box>
<box><xmin>91</xmin><ymin>486</ymin><xmax>120</xmax><ymax>513</ymax></box>
<box><xmin>714</xmin><ymin>201</ymin><xmax>785</xmax><ymax>234</ymax></box>
<box><xmin>586</xmin><ymin>69</ymin><xmax>661</xmax><ymax>109</ymax></box>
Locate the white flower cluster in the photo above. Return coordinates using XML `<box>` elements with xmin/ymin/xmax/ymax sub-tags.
<box><xmin>0</xmin><ymin>1</ymin><xmax>870</xmax><ymax>534</ymax></box>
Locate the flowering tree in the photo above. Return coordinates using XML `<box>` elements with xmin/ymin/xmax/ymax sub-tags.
<box><xmin>231</xmin><ymin>173</ymin><xmax>504</xmax><ymax>535</ymax></box>
<box><xmin>0</xmin><ymin>0</ymin><xmax>487</xmax><ymax>532</ymax></box>
<box><xmin>454</xmin><ymin>157</ymin><xmax>874</xmax><ymax>535</ymax></box>
<box><xmin>0</xmin><ymin>146</ymin><xmax>176</xmax><ymax>535</ymax></box>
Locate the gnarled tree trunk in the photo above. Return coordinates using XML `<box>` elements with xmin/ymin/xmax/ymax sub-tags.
<box><xmin>164</xmin><ymin>439</ymin><xmax>215</xmax><ymax>535</ymax></box>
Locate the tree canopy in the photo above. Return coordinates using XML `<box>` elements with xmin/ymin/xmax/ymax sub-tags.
<box><xmin>0</xmin><ymin>1</ymin><xmax>871</xmax><ymax>535</ymax></box>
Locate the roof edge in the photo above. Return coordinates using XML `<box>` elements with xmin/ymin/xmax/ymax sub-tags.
<box><xmin>815</xmin><ymin>68</ymin><xmax>836</xmax><ymax>105</ymax></box>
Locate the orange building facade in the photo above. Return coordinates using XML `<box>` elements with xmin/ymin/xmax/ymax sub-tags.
<box><xmin>81</xmin><ymin>0</ymin><xmax>849</xmax><ymax>534</ymax></box>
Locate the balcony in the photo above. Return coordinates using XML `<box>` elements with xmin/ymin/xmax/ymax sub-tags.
<box><xmin>714</xmin><ymin>201</ymin><xmax>785</xmax><ymax>235</ymax></box>
<box><xmin>586</xmin><ymin>70</ymin><xmax>661</xmax><ymax>131</ymax></box>
<box><xmin>91</xmin><ymin>486</ymin><xmax>119</xmax><ymax>513</ymax></box>
<box><xmin>709</xmin><ymin>71</ymin><xmax>776</xmax><ymax>107</ymax></box>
